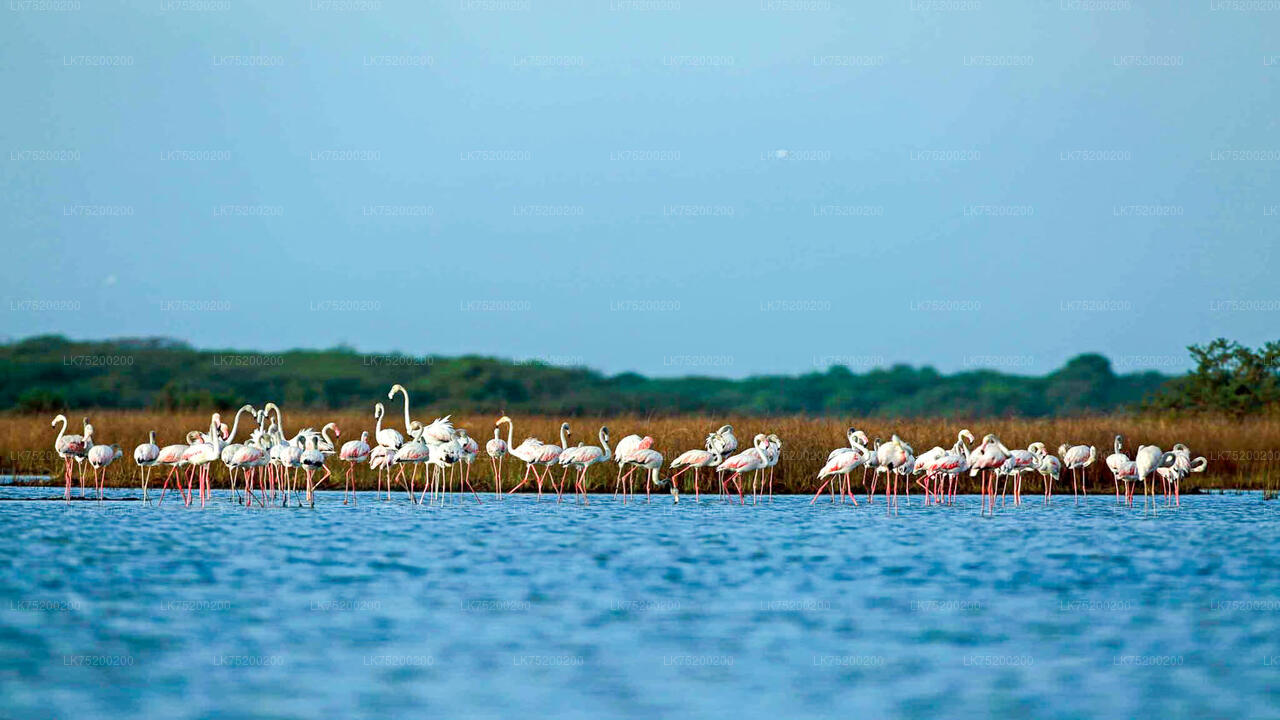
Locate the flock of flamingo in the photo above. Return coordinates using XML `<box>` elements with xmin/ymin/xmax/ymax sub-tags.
<box><xmin>45</xmin><ymin>385</ymin><xmax>1208</xmax><ymax>511</ymax></box>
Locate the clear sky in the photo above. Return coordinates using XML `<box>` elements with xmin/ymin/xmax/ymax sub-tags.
<box><xmin>2</xmin><ymin>1</ymin><xmax>1276</xmax><ymax>378</ymax></box>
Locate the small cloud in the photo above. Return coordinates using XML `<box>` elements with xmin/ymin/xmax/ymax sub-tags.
<box><xmin>103</xmin><ymin>274</ymin><xmax>117</xmax><ymax>287</ymax></box>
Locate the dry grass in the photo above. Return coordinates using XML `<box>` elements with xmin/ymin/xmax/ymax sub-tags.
<box><xmin>3</xmin><ymin>410</ymin><xmax>1277</xmax><ymax>495</ymax></box>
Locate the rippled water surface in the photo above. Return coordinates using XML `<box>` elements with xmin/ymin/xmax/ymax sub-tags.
<box><xmin>2</xmin><ymin>488</ymin><xmax>1279</xmax><ymax>719</ymax></box>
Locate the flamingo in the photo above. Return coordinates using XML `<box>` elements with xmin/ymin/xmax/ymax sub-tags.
<box><xmin>1058</xmin><ymin>443</ymin><xmax>1096</xmax><ymax>502</ymax></box>
<box><xmin>231</xmin><ymin>442</ymin><xmax>268</xmax><ymax>507</ymax></box>
<box><xmin>872</xmin><ymin>435</ymin><xmax>912</xmax><ymax>510</ymax></box>
<box><xmin>300</xmin><ymin>435</ymin><xmax>328</xmax><ymax>507</ymax></box>
<box><xmin>156</xmin><ymin>432</ymin><xmax>199</xmax><ymax>506</ymax></box>
<box><xmin>1105</xmin><ymin>435</ymin><xmax>1130</xmax><ymax>502</ymax></box>
<box><xmin>927</xmin><ymin>429</ymin><xmax>973</xmax><ymax>505</ymax></box>
<box><xmin>86</xmin><ymin>443</ymin><xmax>122</xmax><ymax>499</ymax></box>
<box><xmin>417</xmin><ymin>415</ymin><xmax>455</xmax><ymax>446</ymax></box>
<box><xmin>373</xmin><ymin>403</ymin><xmax>405</xmax><ymax>498</ymax></box>
<box><xmin>968</xmin><ymin>434</ymin><xmax>1012</xmax><ymax>513</ymax></box>
<box><xmin>1133</xmin><ymin>445</ymin><xmax>1177</xmax><ymax>508</ymax></box>
<box><xmin>761</xmin><ymin>434</ymin><xmax>782</xmax><ymax>502</ymax></box>
<box><xmin>392</xmin><ymin>432</ymin><xmax>430</xmax><ymax>502</ymax></box>
<box><xmin>216</xmin><ymin>404</ymin><xmax>256</xmax><ymax>501</ymax></box>
<box><xmin>619</xmin><ymin>447</ymin><xmax>664</xmax><ymax>502</ymax></box>
<box><xmin>811</xmin><ymin>429</ymin><xmax>870</xmax><ymax>505</ymax></box>
<box><xmin>339</xmin><ymin>431</ymin><xmax>372</xmax><ymax>504</ymax></box>
<box><xmin>612</xmin><ymin>433</ymin><xmax>652</xmax><ymax>497</ymax></box>
<box><xmin>706</xmin><ymin>425</ymin><xmax>738</xmax><ymax>456</ymax></box>
<box><xmin>183</xmin><ymin>414</ymin><xmax>230</xmax><ymax>508</ymax></box>
<box><xmin>486</xmin><ymin>427</ymin><xmax>508</xmax><ymax>498</ymax></box>
<box><xmin>530</xmin><ymin>425</ymin><xmax>566</xmax><ymax>498</ymax></box>
<box><xmin>455</xmin><ymin>429</ymin><xmax>480</xmax><ymax>499</ymax></box>
<box><xmin>133</xmin><ymin>431</ymin><xmax>160</xmax><ymax>503</ymax></box>
<box><xmin>1157</xmin><ymin>447</ymin><xmax>1205</xmax><ymax>506</ymax></box>
<box><xmin>499</xmin><ymin>416</ymin><xmax>559</xmax><ymax>498</ymax></box>
<box><xmin>715</xmin><ymin>436</ymin><xmax>769</xmax><ymax>504</ymax></box>
<box><xmin>558</xmin><ymin>426</ymin><xmax>611</xmax><ymax>504</ymax></box>
<box><xmin>369</xmin><ymin>445</ymin><xmax>395</xmax><ymax>499</ymax></box>
<box><xmin>668</xmin><ymin>447</ymin><xmax>724</xmax><ymax>502</ymax></box>
<box><xmin>51</xmin><ymin>414</ymin><xmax>92</xmax><ymax>500</ymax></box>
<box><xmin>388</xmin><ymin>383</ymin><xmax>419</xmax><ymax>437</ymax></box>
<box><xmin>997</xmin><ymin>442</ymin><xmax>1046</xmax><ymax>505</ymax></box>
<box><xmin>1037</xmin><ymin>454</ymin><xmax>1062</xmax><ymax>504</ymax></box>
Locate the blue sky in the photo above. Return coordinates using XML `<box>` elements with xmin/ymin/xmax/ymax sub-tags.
<box><xmin>2</xmin><ymin>1</ymin><xmax>1276</xmax><ymax>378</ymax></box>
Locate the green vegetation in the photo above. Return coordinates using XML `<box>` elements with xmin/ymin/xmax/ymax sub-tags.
<box><xmin>1147</xmin><ymin>339</ymin><xmax>1280</xmax><ymax>417</ymax></box>
<box><xmin>0</xmin><ymin>335</ymin><xmax>1175</xmax><ymax>416</ymax></box>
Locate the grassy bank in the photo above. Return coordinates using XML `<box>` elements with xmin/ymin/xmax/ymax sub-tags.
<box><xmin>4</xmin><ymin>411</ymin><xmax>1277</xmax><ymax>496</ymax></box>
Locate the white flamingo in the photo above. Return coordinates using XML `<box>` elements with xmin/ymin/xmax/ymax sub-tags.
<box><xmin>1058</xmin><ymin>443</ymin><xmax>1096</xmax><ymax>502</ymax></box>
<box><xmin>86</xmin><ymin>443</ymin><xmax>122</xmax><ymax>500</ymax></box>
<box><xmin>133</xmin><ymin>430</ymin><xmax>160</xmax><ymax>503</ymax></box>
<box><xmin>486</xmin><ymin>427</ymin><xmax>508</xmax><ymax>498</ymax></box>
<box><xmin>558</xmin><ymin>426</ymin><xmax>611</xmax><ymax>504</ymax></box>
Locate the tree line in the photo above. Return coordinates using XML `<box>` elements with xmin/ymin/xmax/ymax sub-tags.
<box><xmin>1</xmin><ymin>335</ymin><xmax>1273</xmax><ymax>417</ymax></box>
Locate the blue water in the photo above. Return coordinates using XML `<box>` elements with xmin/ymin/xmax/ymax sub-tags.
<box><xmin>1</xmin><ymin>488</ymin><xmax>1279</xmax><ymax>719</ymax></box>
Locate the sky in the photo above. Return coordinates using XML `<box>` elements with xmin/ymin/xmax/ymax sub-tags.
<box><xmin>2</xmin><ymin>1</ymin><xmax>1277</xmax><ymax>378</ymax></box>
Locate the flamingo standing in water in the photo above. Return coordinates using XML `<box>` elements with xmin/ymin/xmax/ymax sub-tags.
<box><xmin>51</xmin><ymin>415</ymin><xmax>92</xmax><ymax>500</ymax></box>
<box><xmin>1157</xmin><ymin>445</ymin><xmax>1205</xmax><ymax>506</ymax></box>
<box><xmin>668</xmin><ymin>447</ymin><xmax>723</xmax><ymax>502</ymax></box>
<box><xmin>967</xmin><ymin>434</ymin><xmax>1011</xmax><ymax>513</ymax></box>
<box><xmin>1105</xmin><ymin>435</ymin><xmax>1130</xmax><ymax>502</ymax></box>
<box><xmin>232</xmin><ymin>442</ymin><xmax>268</xmax><ymax>507</ymax></box>
<box><xmin>86</xmin><ymin>443</ymin><xmax>122</xmax><ymax>499</ymax></box>
<box><xmin>300</xmin><ymin>435</ymin><xmax>328</xmax><ymax>507</ymax></box>
<box><xmin>486</xmin><ymin>427</ymin><xmax>508</xmax><ymax>497</ymax></box>
<box><xmin>715</xmin><ymin>436</ymin><xmax>769</xmax><ymax>504</ymax></box>
<box><xmin>339</xmin><ymin>431</ymin><xmax>371</xmax><ymax>504</ymax></box>
<box><xmin>501</xmin><ymin>417</ymin><xmax>562</xmax><ymax>498</ymax></box>
<box><xmin>1037</xmin><ymin>453</ymin><xmax>1062</xmax><ymax>504</ymax></box>
<box><xmin>556</xmin><ymin>426</ymin><xmax>611</xmax><ymax>504</ymax></box>
<box><xmin>1058</xmin><ymin>443</ymin><xmax>1096</xmax><ymax>502</ymax></box>
<box><xmin>456</xmin><ymin>429</ymin><xmax>479</xmax><ymax>498</ymax></box>
<box><xmin>613</xmin><ymin>433</ymin><xmax>652</xmax><ymax>497</ymax></box>
<box><xmin>373</xmin><ymin>403</ymin><xmax>404</xmax><ymax>499</ymax></box>
<box><xmin>1133</xmin><ymin>445</ymin><xmax>1176</xmax><ymax>508</ymax></box>
<box><xmin>393</xmin><ymin>431</ymin><xmax>430</xmax><ymax>502</ymax></box>
<box><xmin>156</xmin><ymin>432</ymin><xmax>199</xmax><ymax>506</ymax></box>
<box><xmin>872</xmin><ymin>435</ymin><xmax>912</xmax><ymax>510</ymax></box>
<box><xmin>812</xmin><ymin>429</ymin><xmax>871</xmax><ymax>505</ymax></box>
<box><xmin>133</xmin><ymin>431</ymin><xmax>161</xmax><ymax>503</ymax></box>
<box><xmin>619</xmin><ymin>447</ymin><xmax>664</xmax><ymax>502</ymax></box>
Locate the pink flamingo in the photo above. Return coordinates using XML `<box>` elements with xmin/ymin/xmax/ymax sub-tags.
<box><xmin>500</xmin><ymin>416</ymin><xmax>561</xmax><ymax>498</ymax></box>
<box><xmin>811</xmin><ymin>429</ymin><xmax>870</xmax><ymax>505</ymax></box>
<box><xmin>156</xmin><ymin>432</ymin><xmax>199</xmax><ymax>506</ymax></box>
<box><xmin>618</xmin><ymin>447</ymin><xmax>664</xmax><ymax>502</ymax></box>
<box><xmin>339</xmin><ymin>430</ymin><xmax>371</xmax><ymax>504</ymax></box>
<box><xmin>967</xmin><ymin>433</ymin><xmax>1011</xmax><ymax>513</ymax></box>
<box><xmin>715</xmin><ymin>436</ymin><xmax>769</xmax><ymax>504</ymax></box>
<box><xmin>612</xmin><ymin>434</ymin><xmax>652</xmax><ymax>497</ymax></box>
<box><xmin>51</xmin><ymin>414</ymin><xmax>92</xmax><ymax>500</ymax></box>
<box><xmin>668</xmin><ymin>447</ymin><xmax>723</xmax><ymax>502</ymax></box>
<box><xmin>232</xmin><ymin>443</ymin><xmax>268</xmax><ymax>507</ymax></box>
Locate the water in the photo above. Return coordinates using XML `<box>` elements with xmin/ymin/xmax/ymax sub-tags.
<box><xmin>1</xmin><ymin>488</ymin><xmax>1278</xmax><ymax>719</ymax></box>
